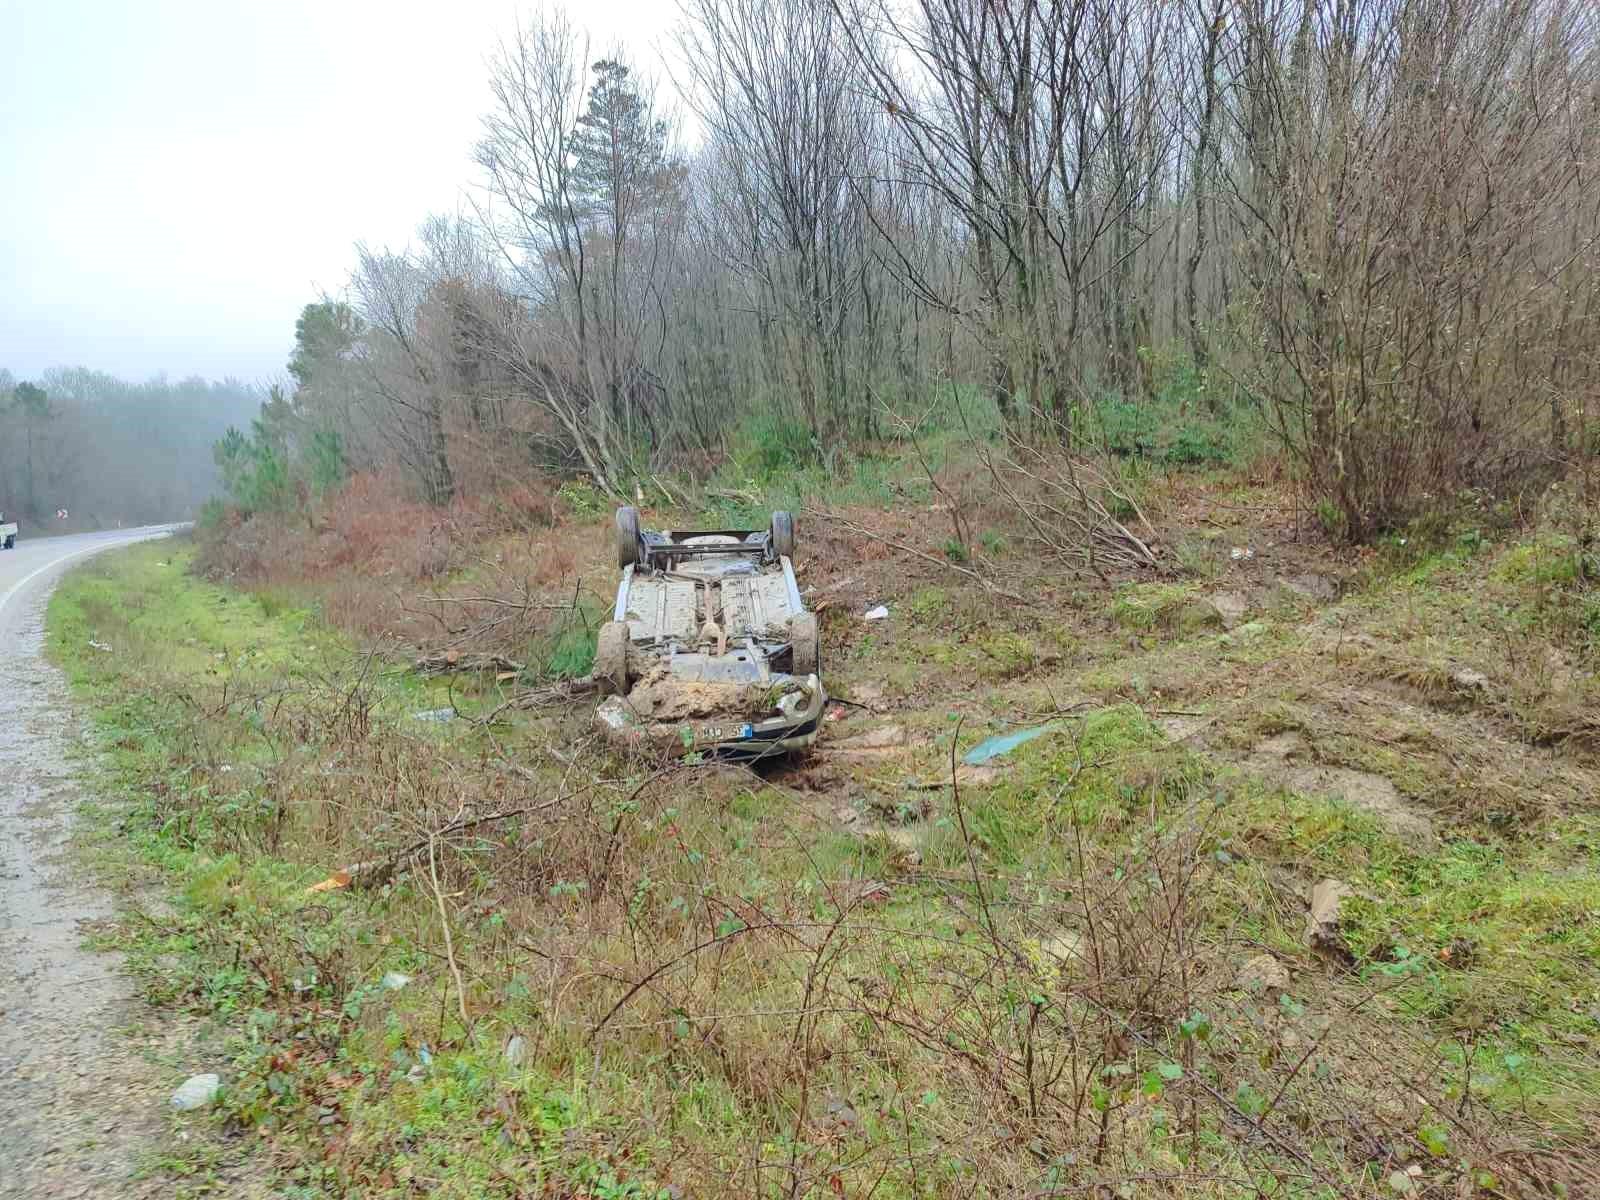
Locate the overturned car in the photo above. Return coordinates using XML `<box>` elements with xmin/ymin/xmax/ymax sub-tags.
<box><xmin>593</xmin><ymin>507</ymin><xmax>824</xmax><ymax>758</ymax></box>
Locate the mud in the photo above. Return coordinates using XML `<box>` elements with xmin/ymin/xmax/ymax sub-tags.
<box><xmin>625</xmin><ymin>666</ymin><xmax>776</xmax><ymax>721</ymax></box>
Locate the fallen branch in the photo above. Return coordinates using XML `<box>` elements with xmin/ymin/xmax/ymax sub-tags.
<box><xmin>512</xmin><ymin>676</ymin><xmax>600</xmax><ymax>710</ymax></box>
<box><xmin>412</xmin><ymin>651</ymin><xmax>527</xmax><ymax>676</ymax></box>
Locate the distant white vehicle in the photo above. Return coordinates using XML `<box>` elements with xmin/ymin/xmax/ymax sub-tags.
<box><xmin>0</xmin><ymin>512</ymin><xmax>16</xmax><ymax>550</ymax></box>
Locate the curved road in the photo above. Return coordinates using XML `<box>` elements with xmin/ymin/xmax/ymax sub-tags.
<box><xmin>0</xmin><ymin>526</ymin><xmax>184</xmax><ymax>1198</ymax></box>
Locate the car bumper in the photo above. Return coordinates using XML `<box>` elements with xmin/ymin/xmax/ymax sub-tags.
<box><xmin>594</xmin><ymin>674</ymin><xmax>826</xmax><ymax>759</ymax></box>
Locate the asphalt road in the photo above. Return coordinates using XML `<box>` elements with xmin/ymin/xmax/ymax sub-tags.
<box><xmin>0</xmin><ymin>524</ymin><xmax>184</xmax><ymax>1198</ymax></box>
<box><xmin>0</xmin><ymin>525</ymin><xmax>185</xmax><ymax>616</ymax></box>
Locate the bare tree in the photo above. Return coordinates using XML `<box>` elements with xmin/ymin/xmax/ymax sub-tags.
<box><xmin>1222</xmin><ymin>0</ymin><xmax>1600</xmax><ymax>539</ymax></box>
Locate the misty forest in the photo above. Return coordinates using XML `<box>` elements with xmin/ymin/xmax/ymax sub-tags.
<box><xmin>0</xmin><ymin>367</ymin><xmax>257</xmax><ymax>528</ymax></box>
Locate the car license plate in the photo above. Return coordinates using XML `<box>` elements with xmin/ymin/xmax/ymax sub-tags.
<box><xmin>699</xmin><ymin>723</ymin><xmax>754</xmax><ymax>742</ymax></box>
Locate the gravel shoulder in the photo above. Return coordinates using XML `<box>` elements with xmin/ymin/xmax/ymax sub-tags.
<box><xmin>0</xmin><ymin>531</ymin><xmax>204</xmax><ymax>1199</ymax></box>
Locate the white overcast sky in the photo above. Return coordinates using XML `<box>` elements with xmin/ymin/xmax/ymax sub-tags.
<box><xmin>0</xmin><ymin>0</ymin><xmax>678</xmax><ymax>386</ymax></box>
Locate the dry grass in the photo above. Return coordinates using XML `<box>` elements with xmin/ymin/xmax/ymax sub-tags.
<box><xmin>51</xmin><ymin>465</ymin><xmax>1600</xmax><ymax>1198</ymax></box>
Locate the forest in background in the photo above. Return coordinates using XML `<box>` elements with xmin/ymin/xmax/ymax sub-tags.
<box><xmin>0</xmin><ymin>367</ymin><xmax>260</xmax><ymax>530</ymax></box>
<box><xmin>217</xmin><ymin>0</ymin><xmax>1598</xmax><ymax>548</ymax></box>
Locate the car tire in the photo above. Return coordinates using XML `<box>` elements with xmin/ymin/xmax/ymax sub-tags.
<box><xmin>790</xmin><ymin>612</ymin><xmax>819</xmax><ymax>676</ymax></box>
<box><xmin>594</xmin><ymin>621</ymin><xmax>631</xmax><ymax>696</ymax></box>
<box><xmin>615</xmin><ymin>506</ymin><xmax>642</xmax><ymax>569</ymax></box>
<box><xmin>770</xmin><ymin>510</ymin><xmax>795</xmax><ymax>559</ymax></box>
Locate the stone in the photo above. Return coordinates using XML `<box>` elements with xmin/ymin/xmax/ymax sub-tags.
<box><xmin>1304</xmin><ymin>879</ymin><xmax>1353</xmax><ymax>957</ymax></box>
<box><xmin>170</xmin><ymin>1073</ymin><xmax>220</xmax><ymax>1111</ymax></box>
<box><xmin>1280</xmin><ymin>572</ymin><xmax>1339</xmax><ymax>602</ymax></box>
<box><xmin>1235</xmin><ymin>954</ymin><xmax>1291</xmax><ymax>993</ymax></box>
<box><xmin>1209</xmin><ymin>591</ymin><xmax>1250</xmax><ymax>630</ymax></box>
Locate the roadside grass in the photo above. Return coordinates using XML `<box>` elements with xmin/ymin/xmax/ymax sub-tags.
<box><xmin>46</xmin><ymin>467</ymin><xmax>1600</xmax><ymax>1198</ymax></box>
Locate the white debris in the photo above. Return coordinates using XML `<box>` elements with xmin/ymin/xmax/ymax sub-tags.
<box><xmin>380</xmin><ymin>972</ymin><xmax>412</xmax><ymax>991</ymax></box>
<box><xmin>88</xmin><ymin>640</ymin><xmax>113</xmax><ymax>652</ymax></box>
<box><xmin>170</xmin><ymin>1073</ymin><xmax>221</xmax><ymax>1111</ymax></box>
<box><xmin>864</xmin><ymin>605</ymin><xmax>889</xmax><ymax>620</ymax></box>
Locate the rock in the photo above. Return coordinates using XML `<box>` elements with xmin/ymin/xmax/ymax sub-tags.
<box><xmin>852</xmin><ymin>681</ymin><xmax>886</xmax><ymax>705</ymax></box>
<box><xmin>1279</xmin><ymin>572</ymin><xmax>1339</xmax><ymax>602</ymax></box>
<box><xmin>381</xmin><ymin>971</ymin><xmax>412</xmax><ymax>991</ymax></box>
<box><xmin>1040</xmin><ymin>930</ymin><xmax>1084</xmax><ymax>970</ymax></box>
<box><xmin>1304</xmin><ymin>879</ymin><xmax>1354</xmax><ymax>958</ymax></box>
<box><xmin>1221</xmin><ymin>620</ymin><xmax>1267</xmax><ymax>644</ymax></box>
<box><xmin>170</xmin><ymin>1073</ymin><xmax>221</xmax><ymax>1111</ymax></box>
<box><xmin>1209</xmin><ymin>591</ymin><xmax>1250</xmax><ymax>630</ymax></box>
<box><xmin>830</xmin><ymin>725</ymin><xmax>909</xmax><ymax>757</ymax></box>
<box><xmin>503</xmin><ymin>1035</ymin><xmax>526</xmax><ymax>1067</ymax></box>
<box><xmin>1235</xmin><ymin>954</ymin><xmax>1291</xmax><ymax>993</ymax></box>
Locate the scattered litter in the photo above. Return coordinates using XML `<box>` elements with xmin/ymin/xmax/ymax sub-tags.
<box><xmin>962</xmin><ymin>722</ymin><xmax>1061</xmax><ymax>765</ymax></box>
<box><xmin>380</xmin><ymin>972</ymin><xmax>412</xmax><ymax>991</ymax></box>
<box><xmin>88</xmin><ymin>640</ymin><xmax>113</xmax><ymax>653</ymax></box>
<box><xmin>503</xmin><ymin>1036</ymin><xmax>526</xmax><ymax>1067</ymax></box>
<box><xmin>306</xmin><ymin>870</ymin><xmax>352</xmax><ymax>895</ymax></box>
<box><xmin>1230</xmin><ymin>546</ymin><xmax>1254</xmax><ymax>561</ymax></box>
<box><xmin>170</xmin><ymin>1073</ymin><xmax>221</xmax><ymax>1111</ymax></box>
<box><xmin>410</xmin><ymin>707</ymin><xmax>456</xmax><ymax>723</ymax></box>
<box><xmin>864</xmin><ymin>605</ymin><xmax>889</xmax><ymax>620</ymax></box>
<box><xmin>825</xmin><ymin>706</ymin><xmax>846</xmax><ymax>722</ymax></box>
<box><xmin>1451</xmin><ymin>668</ymin><xmax>1489</xmax><ymax>692</ymax></box>
<box><xmin>219</xmin><ymin>764</ymin><xmax>233</xmax><ymax>773</ymax></box>
<box><xmin>404</xmin><ymin>1064</ymin><xmax>427</xmax><ymax>1084</ymax></box>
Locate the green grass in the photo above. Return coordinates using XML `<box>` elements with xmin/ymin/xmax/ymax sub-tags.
<box><xmin>44</xmin><ymin>499</ymin><xmax>1600</xmax><ymax>1196</ymax></box>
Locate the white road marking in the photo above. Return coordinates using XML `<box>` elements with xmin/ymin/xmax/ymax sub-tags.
<box><xmin>0</xmin><ymin>531</ymin><xmax>176</xmax><ymax>617</ymax></box>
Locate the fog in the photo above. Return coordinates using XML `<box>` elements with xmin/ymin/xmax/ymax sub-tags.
<box><xmin>0</xmin><ymin>0</ymin><xmax>676</xmax><ymax>384</ymax></box>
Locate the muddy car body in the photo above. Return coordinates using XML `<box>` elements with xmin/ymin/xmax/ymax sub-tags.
<box><xmin>593</xmin><ymin>507</ymin><xmax>823</xmax><ymax>758</ymax></box>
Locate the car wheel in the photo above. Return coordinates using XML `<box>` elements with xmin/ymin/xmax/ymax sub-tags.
<box><xmin>594</xmin><ymin>621</ymin><xmax>632</xmax><ymax>696</ymax></box>
<box><xmin>615</xmin><ymin>506</ymin><xmax>642</xmax><ymax>569</ymax></box>
<box><xmin>770</xmin><ymin>510</ymin><xmax>795</xmax><ymax>559</ymax></box>
<box><xmin>790</xmin><ymin>612</ymin><xmax>819</xmax><ymax>676</ymax></box>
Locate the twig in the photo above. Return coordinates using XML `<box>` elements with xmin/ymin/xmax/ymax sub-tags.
<box><xmin>805</xmin><ymin>507</ymin><xmax>1024</xmax><ymax>602</ymax></box>
<box><xmin>426</xmin><ymin>825</ymin><xmax>471</xmax><ymax>1036</ymax></box>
